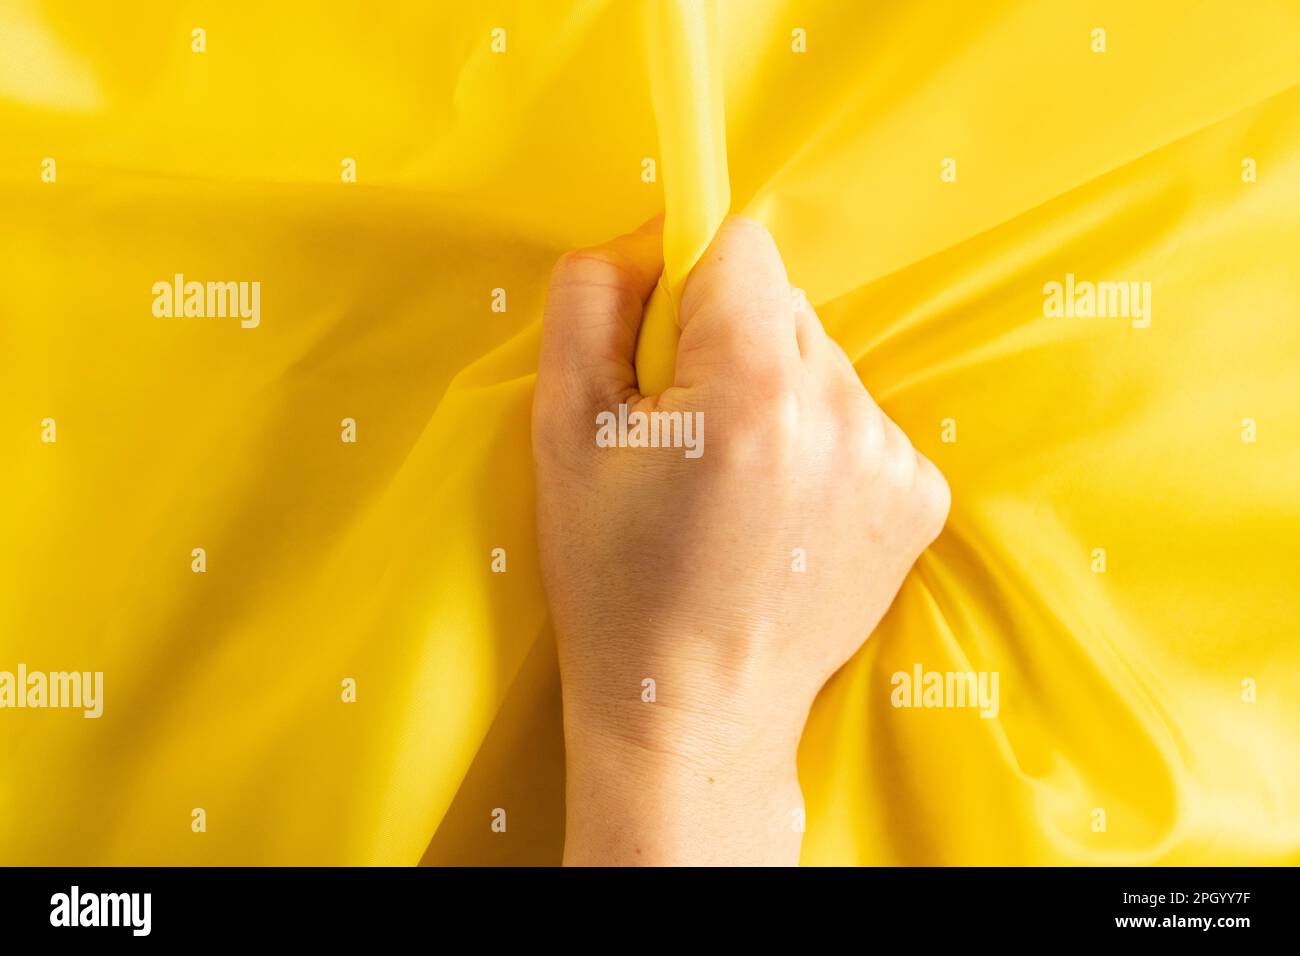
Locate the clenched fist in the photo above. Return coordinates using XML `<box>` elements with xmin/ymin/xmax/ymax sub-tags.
<box><xmin>533</xmin><ymin>215</ymin><xmax>949</xmax><ymax>865</ymax></box>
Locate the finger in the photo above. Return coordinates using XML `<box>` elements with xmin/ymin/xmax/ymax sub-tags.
<box><xmin>674</xmin><ymin>216</ymin><xmax>802</xmax><ymax>391</ymax></box>
<box><xmin>538</xmin><ymin>215</ymin><xmax>664</xmax><ymax>423</ymax></box>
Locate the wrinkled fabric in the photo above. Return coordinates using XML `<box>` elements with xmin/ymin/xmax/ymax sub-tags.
<box><xmin>2</xmin><ymin>0</ymin><xmax>1298</xmax><ymax>865</ymax></box>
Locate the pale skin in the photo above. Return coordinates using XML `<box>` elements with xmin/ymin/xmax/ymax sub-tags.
<box><xmin>533</xmin><ymin>215</ymin><xmax>950</xmax><ymax>865</ymax></box>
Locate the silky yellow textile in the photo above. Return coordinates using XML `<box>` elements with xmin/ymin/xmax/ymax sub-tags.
<box><xmin>2</xmin><ymin>0</ymin><xmax>1298</xmax><ymax>865</ymax></box>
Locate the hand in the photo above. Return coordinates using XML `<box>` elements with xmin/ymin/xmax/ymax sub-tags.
<box><xmin>532</xmin><ymin>215</ymin><xmax>950</xmax><ymax>865</ymax></box>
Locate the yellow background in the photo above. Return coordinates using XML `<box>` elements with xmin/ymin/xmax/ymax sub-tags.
<box><xmin>2</xmin><ymin>0</ymin><xmax>1298</xmax><ymax>864</ymax></box>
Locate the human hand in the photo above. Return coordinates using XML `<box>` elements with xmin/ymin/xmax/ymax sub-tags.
<box><xmin>532</xmin><ymin>215</ymin><xmax>950</xmax><ymax>865</ymax></box>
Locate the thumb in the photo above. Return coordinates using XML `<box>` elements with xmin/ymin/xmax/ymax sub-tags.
<box><xmin>673</xmin><ymin>216</ymin><xmax>801</xmax><ymax>392</ymax></box>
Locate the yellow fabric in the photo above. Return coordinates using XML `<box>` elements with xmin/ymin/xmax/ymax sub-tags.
<box><xmin>2</xmin><ymin>0</ymin><xmax>1298</xmax><ymax>865</ymax></box>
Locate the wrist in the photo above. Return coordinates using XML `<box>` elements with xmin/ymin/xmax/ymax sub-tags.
<box><xmin>560</xmin><ymin>695</ymin><xmax>807</xmax><ymax>866</ymax></box>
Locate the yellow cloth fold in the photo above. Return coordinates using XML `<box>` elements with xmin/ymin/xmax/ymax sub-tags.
<box><xmin>634</xmin><ymin>0</ymin><xmax>730</xmax><ymax>395</ymax></box>
<box><xmin>2</xmin><ymin>0</ymin><xmax>1298</xmax><ymax>865</ymax></box>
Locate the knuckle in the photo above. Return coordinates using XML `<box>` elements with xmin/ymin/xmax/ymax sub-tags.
<box><xmin>549</xmin><ymin>247</ymin><xmax>630</xmax><ymax>293</ymax></box>
<box><xmin>709</xmin><ymin>404</ymin><xmax>773</xmax><ymax>474</ymax></box>
<box><xmin>713</xmin><ymin>422</ymin><xmax>766</xmax><ymax>473</ymax></box>
<box><xmin>721</xmin><ymin>215</ymin><xmax>779</xmax><ymax>259</ymax></box>
<box><xmin>748</xmin><ymin>360</ymin><xmax>802</xmax><ymax>409</ymax></box>
<box><xmin>840</xmin><ymin>400</ymin><xmax>887</xmax><ymax>472</ymax></box>
<box><xmin>763</xmin><ymin>384</ymin><xmax>804</xmax><ymax>445</ymax></box>
<box><xmin>913</xmin><ymin>455</ymin><xmax>952</xmax><ymax>538</ymax></box>
<box><xmin>881</xmin><ymin>421</ymin><xmax>917</xmax><ymax>487</ymax></box>
<box><xmin>549</xmin><ymin>249</ymin><xmax>589</xmax><ymax>286</ymax></box>
<box><xmin>713</xmin><ymin>385</ymin><xmax>804</xmax><ymax>474</ymax></box>
<box><xmin>891</xmin><ymin>447</ymin><xmax>919</xmax><ymax>489</ymax></box>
